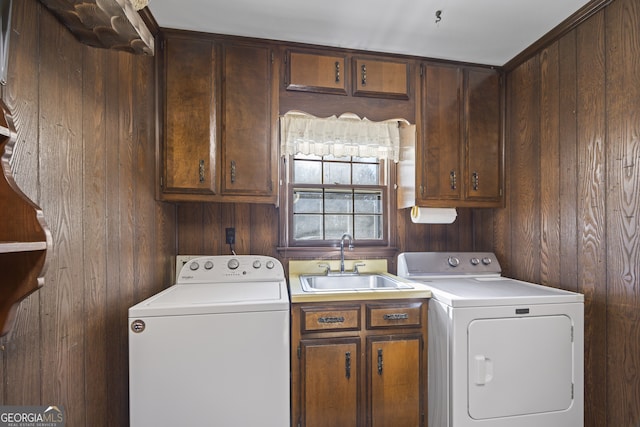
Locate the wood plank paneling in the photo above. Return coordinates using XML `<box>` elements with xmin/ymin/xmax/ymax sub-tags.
<box><xmin>605</xmin><ymin>0</ymin><xmax>640</xmax><ymax>425</ymax></box>
<box><xmin>0</xmin><ymin>2</ymin><xmax>175</xmax><ymax>427</ymax></box>
<box><xmin>576</xmin><ymin>13</ymin><xmax>608</xmax><ymax>427</ymax></box>
<box><xmin>499</xmin><ymin>1</ymin><xmax>640</xmax><ymax>426</ymax></box>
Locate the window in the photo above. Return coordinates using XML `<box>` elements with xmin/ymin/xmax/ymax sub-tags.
<box><xmin>290</xmin><ymin>154</ymin><xmax>387</xmax><ymax>245</ymax></box>
<box><xmin>278</xmin><ymin>111</ymin><xmax>410</xmax><ymax>253</ymax></box>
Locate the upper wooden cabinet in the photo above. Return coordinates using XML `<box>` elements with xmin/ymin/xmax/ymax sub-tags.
<box><xmin>352</xmin><ymin>57</ymin><xmax>409</xmax><ymax>99</ymax></box>
<box><xmin>285</xmin><ymin>49</ymin><xmax>410</xmax><ymax>100</ymax></box>
<box><xmin>416</xmin><ymin>63</ymin><xmax>503</xmax><ymax>208</ymax></box>
<box><xmin>159</xmin><ymin>32</ymin><xmax>279</xmax><ymax>204</ymax></box>
<box><xmin>162</xmin><ymin>35</ymin><xmax>217</xmax><ymax>197</ymax></box>
<box><xmin>287</xmin><ymin>51</ymin><xmax>348</xmax><ymax>95</ymax></box>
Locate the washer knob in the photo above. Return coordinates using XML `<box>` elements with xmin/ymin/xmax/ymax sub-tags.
<box><xmin>447</xmin><ymin>256</ymin><xmax>460</xmax><ymax>267</ymax></box>
<box><xmin>189</xmin><ymin>262</ymin><xmax>199</xmax><ymax>271</ymax></box>
<box><xmin>470</xmin><ymin>257</ymin><xmax>480</xmax><ymax>266</ymax></box>
<box><xmin>253</xmin><ymin>260</ymin><xmax>262</xmax><ymax>269</ymax></box>
<box><xmin>482</xmin><ymin>257</ymin><xmax>492</xmax><ymax>265</ymax></box>
<box><xmin>266</xmin><ymin>260</ymin><xmax>275</xmax><ymax>269</ymax></box>
<box><xmin>204</xmin><ymin>260</ymin><xmax>214</xmax><ymax>270</ymax></box>
<box><xmin>227</xmin><ymin>258</ymin><xmax>240</xmax><ymax>270</ymax></box>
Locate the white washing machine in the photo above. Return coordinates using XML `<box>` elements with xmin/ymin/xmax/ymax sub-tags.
<box><xmin>397</xmin><ymin>252</ymin><xmax>584</xmax><ymax>427</ymax></box>
<box><xmin>128</xmin><ymin>255</ymin><xmax>290</xmax><ymax>427</ymax></box>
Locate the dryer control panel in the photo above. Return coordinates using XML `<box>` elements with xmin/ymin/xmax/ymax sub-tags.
<box><xmin>397</xmin><ymin>252</ymin><xmax>502</xmax><ymax>278</ymax></box>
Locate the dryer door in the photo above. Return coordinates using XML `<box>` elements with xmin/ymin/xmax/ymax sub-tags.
<box><xmin>467</xmin><ymin>315</ymin><xmax>573</xmax><ymax>419</ymax></box>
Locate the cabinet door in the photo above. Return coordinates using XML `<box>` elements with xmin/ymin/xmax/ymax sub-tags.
<box><xmin>353</xmin><ymin>58</ymin><xmax>409</xmax><ymax>99</ymax></box>
<box><xmin>287</xmin><ymin>51</ymin><xmax>348</xmax><ymax>95</ymax></box>
<box><xmin>420</xmin><ymin>64</ymin><xmax>462</xmax><ymax>202</ymax></box>
<box><xmin>368</xmin><ymin>335</ymin><xmax>423</xmax><ymax>427</ymax></box>
<box><xmin>300</xmin><ymin>338</ymin><xmax>360</xmax><ymax>427</ymax></box>
<box><xmin>220</xmin><ymin>42</ymin><xmax>277</xmax><ymax>200</ymax></box>
<box><xmin>465</xmin><ymin>68</ymin><xmax>502</xmax><ymax>203</ymax></box>
<box><xmin>163</xmin><ymin>36</ymin><xmax>217</xmax><ymax>195</ymax></box>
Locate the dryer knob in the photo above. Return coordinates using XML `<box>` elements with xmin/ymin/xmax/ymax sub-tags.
<box><xmin>227</xmin><ymin>258</ymin><xmax>240</xmax><ymax>270</ymax></box>
<box><xmin>266</xmin><ymin>260</ymin><xmax>275</xmax><ymax>269</ymax></box>
<box><xmin>447</xmin><ymin>256</ymin><xmax>460</xmax><ymax>267</ymax></box>
<box><xmin>470</xmin><ymin>257</ymin><xmax>480</xmax><ymax>266</ymax></box>
<box><xmin>482</xmin><ymin>257</ymin><xmax>492</xmax><ymax>265</ymax></box>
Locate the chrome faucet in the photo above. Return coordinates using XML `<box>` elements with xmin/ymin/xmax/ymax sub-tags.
<box><xmin>339</xmin><ymin>233</ymin><xmax>354</xmax><ymax>273</ymax></box>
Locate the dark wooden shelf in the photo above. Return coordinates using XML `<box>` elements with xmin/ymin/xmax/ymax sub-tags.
<box><xmin>0</xmin><ymin>101</ymin><xmax>51</xmax><ymax>337</ymax></box>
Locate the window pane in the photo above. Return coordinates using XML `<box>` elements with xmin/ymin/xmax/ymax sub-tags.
<box><xmin>353</xmin><ymin>163</ymin><xmax>379</xmax><ymax>185</ymax></box>
<box><xmin>323</xmin><ymin>162</ymin><xmax>351</xmax><ymax>184</ymax></box>
<box><xmin>324</xmin><ymin>215</ymin><xmax>352</xmax><ymax>239</ymax></box>
<box><xmin>294</xmin><ymin>160</ymin><xmax>322</xmax><ymax>184</ymax></box>
<box><xmin>293</xmin><ymin>214</ymin><xmax>323</xmax><ymax>240</ymax></box>
<box><xmin>293</xmin><ymin>189</ymin><xmax>323</xmax><ymax>213</ymax></box>
<box><xmin>325</xmin><ymin>190</ymin><xmax>353</xmax><ymax>213</ymax></box>
<box><xmin>354</xmin><ymin>191</ymin><xmax>382</xmax><ymax>214</ymax></box>
<box><xmin>355</xmin><ymin>215</ymin><xmax>383</xmax><ymax>239</ymax></box>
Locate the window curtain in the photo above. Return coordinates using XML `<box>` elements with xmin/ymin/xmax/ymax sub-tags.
<box><xmin>280</xmin><ymin>111</ymin><xmax>405</xmax><ymax>162</ymax></box>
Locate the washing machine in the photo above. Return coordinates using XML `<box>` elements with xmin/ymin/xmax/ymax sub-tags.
<box><xmin>128</xmin><ymin>255</ymin><xmax>290</xmax><ymax>427</ymax></box>
<box><xmin>397</xmin><ymin>252</ymin><xmax>584</xmax><ymax>427</ymax></box>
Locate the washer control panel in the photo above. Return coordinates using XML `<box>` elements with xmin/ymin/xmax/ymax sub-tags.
<box><xmin>177</xmin><ymin>255</ymin><xmax>284</xmax><ymax>283</ymax></box>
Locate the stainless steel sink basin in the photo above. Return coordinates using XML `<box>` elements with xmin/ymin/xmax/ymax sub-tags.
<box><xmin>299</xmin><ymin>274</ymin><xmax>413</xmax><ymax>292</ymax></box>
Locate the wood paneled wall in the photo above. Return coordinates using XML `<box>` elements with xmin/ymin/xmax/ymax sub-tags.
<box><xmin>0</xmin><ymin>2</ymin><xmax>175</xmax><ymax>426</ymax></box>
<box><xmin>478</xmin><ymin>0</ymin><xmax>640</xmax><ymax>425</ymax></box>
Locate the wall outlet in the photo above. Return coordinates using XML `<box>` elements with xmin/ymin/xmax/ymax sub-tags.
<box><xmin>225</xmin><ymin>227</ymin><xmax>235</xmax><ymax>245</ymax></box>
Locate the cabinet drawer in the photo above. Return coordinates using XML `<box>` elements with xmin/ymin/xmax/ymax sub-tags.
<box><xmin>301</xmin><ymin>306</ymin><xmax>361</xmax><ymax>333</ymax></box>
<box><xmin>366</xmin><ymin>302</ymin><xmax>423</xmax><ymax>329</ymax></box>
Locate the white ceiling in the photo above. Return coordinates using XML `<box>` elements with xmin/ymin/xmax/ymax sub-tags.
<box><xmin>148</xmin><ymin>0</ymin><xmax>591</xmax><ymax>66</ymax></box>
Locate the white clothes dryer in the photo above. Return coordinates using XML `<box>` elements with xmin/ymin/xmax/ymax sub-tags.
<box><xmin>397</xmin><ymin>252</ymin><xmax>584</xmax><ymax>427</ymax></box>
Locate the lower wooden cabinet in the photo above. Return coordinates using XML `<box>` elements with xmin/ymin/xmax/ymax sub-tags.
<box><xmin>291</xmin><ymin>300</ymin><xmax>428</xmax><ymax>427</ymax></box>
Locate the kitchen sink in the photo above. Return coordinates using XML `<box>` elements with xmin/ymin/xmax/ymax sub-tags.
<box><xmin>299</xmin><ymin>273</ymin><xmax>413</xmax><ymax>292</ymax></box>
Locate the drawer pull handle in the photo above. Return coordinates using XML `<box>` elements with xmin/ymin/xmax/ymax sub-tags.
<box><xmin>383</xmin><ymin>313</ymin><xmax>409</xmax><ymax>321</ymax></box>
<box><xmin>199</xmin><ymin>159</ymin><xmax>205</xmax><ymax>183</ymax></box>
<box><xmin>345</xmin><ymin>351</ymin><xmax>351</xmax><ymax>379</ymax></box>
<box><xmin>318</xmin><ymin>316</ymin><xmax>344</xmax><ymax>324</ymax></box>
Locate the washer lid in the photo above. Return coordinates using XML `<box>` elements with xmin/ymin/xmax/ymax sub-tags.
<box><xmin>128</xmin><ymin>281</ymin><xmax>289</xmax><ymax>317</ymax></box>
<box><xmin>417</xmin><ymin>277</ymin><xmax>584</xmax><ymax>307</ymax></box>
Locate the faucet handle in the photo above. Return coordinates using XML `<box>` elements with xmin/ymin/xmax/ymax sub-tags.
<box><xmin>317</xmin><ymin>263</ymin><xmax>331</xmax><ymax>275</ymax></box>
<box><xmin>353</xmin><ymin>262</ymin><xmax>366</xmax><ymax>273</ymax></box>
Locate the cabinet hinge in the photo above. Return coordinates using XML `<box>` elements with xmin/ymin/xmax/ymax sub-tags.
<box><xmin>160</xmin><ymin>176</ymin><xmax>164</xmax><ymax>188</ymax></box>
<box><xmin>271</xmin><ymin>51</ymin><xmax>274</xmax><ymax>64</ymax></box>
<box><xmin>420</xmin><ymin>63</ymin><xmax>424</xmax><ymax>77</ymax></box>
<box><xmin>297</xmin><ymin>345</ymin><xmax>301</xmax><ymax>359</ymax></box>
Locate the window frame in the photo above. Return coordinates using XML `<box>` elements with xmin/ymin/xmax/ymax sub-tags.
<box><xmin>278</xmin><ymin>154</ymin><xmax>398</xmax><ymax>257</ymax></box>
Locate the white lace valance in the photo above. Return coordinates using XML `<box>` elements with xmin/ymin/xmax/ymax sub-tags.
<box><xmin>280</xmin><ymin>111</ymin><xmax>404</xmax><ymax>162</ymax></box>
